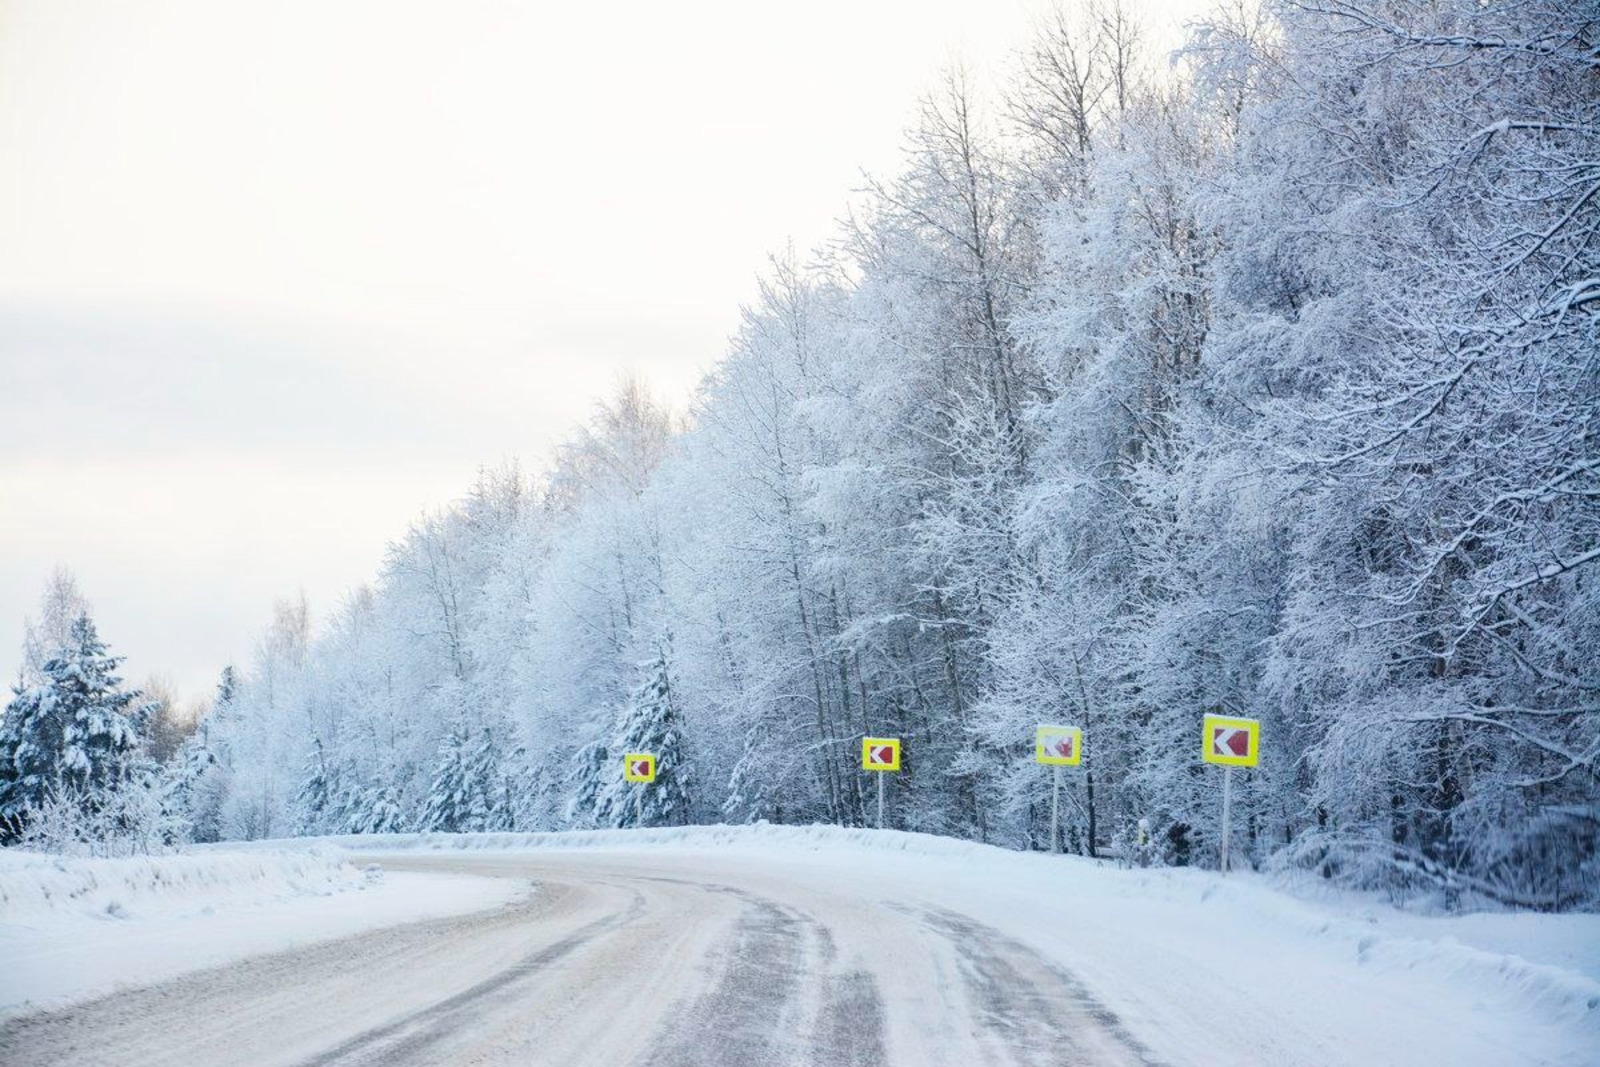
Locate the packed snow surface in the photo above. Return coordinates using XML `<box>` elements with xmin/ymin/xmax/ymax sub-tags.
<box><xmin>2</xmin><ymin>825</ymin><xmax>1595</xmax><ymax>1066</ymax></box>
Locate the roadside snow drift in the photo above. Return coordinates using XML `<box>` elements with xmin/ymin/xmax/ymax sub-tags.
<box><xmin>0</xmin><ymin>846</ymin><xmax>524</xmax><ymax>1016</ymax></box>
<box><xmin>0</xmin><ymin>846</ymin><xmax>367</xmax><ymax>923</ymax></box>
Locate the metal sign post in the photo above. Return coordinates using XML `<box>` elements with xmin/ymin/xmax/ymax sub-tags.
<box><xmin>1220</xmin><ymin>765</ymin><xmax>1233</xmax><ymax>873</ymax></box>
<box><xmin>862</xmin><ymin>737</ymin><xmax>902</xmax><ymax>831</ymax></box>
<box><xmin>1200</xmin><ymin>713</ymin><xmax>1259</xmax><ymax>875</ymax></box>
<box><xmin>1035</xmin><ymin>725</ymin><xmax>1082</xmax><ymax>854</ymax></box>
<box><xmin>1051</xmin><ymin>764</ymin><xmax>1063</xmax><ymax>853</ymax></box>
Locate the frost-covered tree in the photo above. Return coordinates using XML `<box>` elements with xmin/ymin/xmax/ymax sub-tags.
<box><xmin>464</xmin><ymin>727</ymin><xmax>513</xmax><ymax>831</ymax></box>
<box><xmin>293</xmin><ymin>737</ymin><xmax>338</xmax><ymax>835</ymax></box>
<box><xmin>349</xmin><ymin>784</ymin><xmax>406</xmax><ymax>834</ymax></box>
<box><xmin>179</xmin><ymin>0</ymin><xmax>1597</xmax><ymax>908</ymax></box>
<box><xmin>168</xmin><ymin>727</ymin><xmax>221</xmax><ymax>842</ymax></box>
<box><xmin>565</xmin><ymin>738</ymin><xmax>613</xmax><ymax>829</ymax></box>
<box><xmin>0</xmin><ymin>614</ymin><xmax>152</xmax><ymax>842</ymax></box>
<box><xmin>421</xmin><ymin>725</ymin><xmax>501</xmax><ymax>833</ymax></box>
<box><xmin>1217</xmin><ymin>0</ymin><xmax>1600</xmax><ymax>905</ymax></box>
<box><xmin>602</xmin><ymin>650</ymin><xmax>691</xmax><ymax>828</ymax></box>
<box><xmin>18</xmin><ymin>566</ymin><xmax>92</xmax><ymax>688</ymax></box>
<box><xmin>174</xmin><ymin>665</ymin><xmax>237</xmax><ymax>844</ymax></box>
<box><xmin>530</xmin><ymin>380</ymin><xmax>678</xmax><ymax>809</ymax></box>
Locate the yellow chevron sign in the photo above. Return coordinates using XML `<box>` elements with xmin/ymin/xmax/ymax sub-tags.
<box><xmin>862</xmin><ymin>737</ymin><xmax>901</xmax><ymax>771</ymax></box>
<box><xmin>1035</xmin><ymin>725</ymin><xmax>1082</xmax><ymax>766</ymax></box>
<box><xmin>1201</xmin><ymin>714</ymin><xmax>1259</xmax><ymax>768</ymax></box>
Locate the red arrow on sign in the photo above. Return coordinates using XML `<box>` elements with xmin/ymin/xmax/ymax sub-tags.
<box><xmin>870</xmin><ymin>745</ymin><xmax>894</xmax><ymax>765</ymax></box>
<box><xmin>1212</xmin><ymin>727</ymin><xmax>1249</xmax><ymax>757</ymax></box>
<box><xmin>630</xmin><ymin>759</ymin><xmax>650</xmax><ymax>777</ymax></box>
<box><xmin>1052</xmin><ymin>738</ymin><xmax>1074</xmax><ymax>758</ymax></box>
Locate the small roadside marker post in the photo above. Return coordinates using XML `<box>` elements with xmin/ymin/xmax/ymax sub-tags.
<box><xmin>861</xmin><ymin>737</ymin><xmax>902</xmax><ymax>829</ymax></box>
<box><xmin>1035</xmin><ymin>726</ymin><xmax>1083</xmax><ymax>854</ymax></box>
<box><xmin>1200</xmin><ymin>713</ymin><xmax>1260</xmax><ymax>873</ymax></box>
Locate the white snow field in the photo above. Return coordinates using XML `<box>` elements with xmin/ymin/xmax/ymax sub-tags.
<box><xmin>2</xmin><ymin>826</ymin><xmax>1595</xmax><ymax>1067</ymax></box>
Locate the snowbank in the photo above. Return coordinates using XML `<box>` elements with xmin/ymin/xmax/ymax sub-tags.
<box><xmin>0</xmin><ymin>845</ymin><xmax>525</xmax><ymax>1017</ymax></box>
<box><xmin>0</xmin><ymin>845</ymin><xmax>367</xmax><ymax>924</ymax></box>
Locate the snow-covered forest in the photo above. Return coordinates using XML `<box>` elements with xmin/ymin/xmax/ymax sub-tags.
<box><xmin>5</xmin><ymin>0</ymin><xmax>1596</xmax><ymax>909</ymax></box>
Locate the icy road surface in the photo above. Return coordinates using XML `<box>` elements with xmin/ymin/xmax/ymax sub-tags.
<box><xmin>0</xmin><ymin>850</ymin><xmax>1160</xmax><ymax>1067</ymax></box>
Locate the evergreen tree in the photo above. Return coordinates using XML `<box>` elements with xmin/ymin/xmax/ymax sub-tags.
<box><xmin>167</xmin><ymin>725</ymin><xmax>219</xmax><ymax>840</ymax></box>
<box><xmin>420</xmin><ymin>726</ymin><xmax>475</xmax><ymax>832</ymax></box>
<box><xmin>178</xmin><ymin>665</ymin><xmax>237</xmax><ymax>843</ymax></box>
<box><xmin>496</xmin><ymin>745</ymin><xmax>537</xmax><ymax>832</ymax></box>
<box><xmin>565</xmin><ymin>737</ymin><xmax>612</xmax><ymax>829</ymax></box>
<box><xmin>213</xmin><ymin>665</ymin><xmax>237</xmax><ymax>714</ymax></box>
<box><xmin>0</xmin><ymin>614</ymin><xmax>151</xmax><ymax>841</ymax></box>
<box><xmin>350</xmin><ymin>784</ymin><xmax>406</xmax><ymax>834</ymax></box>
<box><xmin>604</xmin><ymin>650</ymin><xmax>692</xmax><ymax>829</ymax></box>
<box><xmin>464</xmin><ymin>727</ymin><xmax>509</xmax><ymax>831</ymax></box>
<box><xmin>293</xmin><ymin>737</ymin><xmax>336</xmax><ymax>835</ymax></box>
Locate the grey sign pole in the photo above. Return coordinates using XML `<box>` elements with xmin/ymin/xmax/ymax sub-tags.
<box><xmin>1051</xmin><ymin>764</ymin><xmax>1062</xmax><ymax>853</ymax></box>
<box><xmin>1220</xmin><ymin>764</ymin><xmax>1234</xmax><ymax>874</ymax></box>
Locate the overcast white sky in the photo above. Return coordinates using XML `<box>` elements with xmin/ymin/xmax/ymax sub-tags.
<box><xmin>0</xmin><ymin>0</ymin><xmax>1207</xmax><ymax>700</ymax></box>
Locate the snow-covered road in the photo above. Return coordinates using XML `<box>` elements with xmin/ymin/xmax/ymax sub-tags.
<box><xmin>0</xmin><ymin>849</ymin><xmax>1157</xmax><ymax>1066</ymax></box>
<box><xmin>4</xmin><ymin>830</ymin><xmax>1595</xmax><ymax>1066</ymax></box>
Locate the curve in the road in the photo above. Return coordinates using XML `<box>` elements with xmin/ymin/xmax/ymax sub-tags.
<box><xmin>0</xmin><ymin>851</ymin><xmax>1165</xmax><ymax>1067</ymax></box>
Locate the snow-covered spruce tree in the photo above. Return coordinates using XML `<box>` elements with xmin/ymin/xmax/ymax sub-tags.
<box><xmin>293</xmin><ymin>737</ymin><xmax>338</xmax><ymax>835</ymax></box>
<box><xmin>464</xmin><ymin>727</ymin><xmax>512</xmax><ymax>831</ymax></box>
<box><xmin>495</xmin><ymin>745</ymin><xmax>542</xmax><ymax>832</ymax></box>
<box><xmin>168</xmin><ymin>724</ymin><xmax>219</xmax><ymax>840</ymax></box>
<box><xmin>565</xmin><ymin>738</ymin><xmax>612</xmax><ymax>829</ymax></box>
<box><xmin>420</xmin><ymin>726</ymin><xmax>479</xmax><ymax>832</ymax></box>
<box><xmin>170</xmin><ymin>665</ymin><xmax>236</xmax><ymax>843</ymax></box>
<box><xmin>603</xmin><ymin>650</ymin><xmax>691</xmax><ymax>828</ymax></box>
<box><xmin>349</xmin><ymin>784</ymin><xmax>406</xmax><ymax>834</ymax></box>
<box><xmin>0</xmin><ymin>614</ymin><xmax>153</xmax><ymax>843</ymax></box>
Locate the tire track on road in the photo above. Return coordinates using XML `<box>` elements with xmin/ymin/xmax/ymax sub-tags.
<box><xmin>300</xmin><ymin>889</ymin><xmax>643</xmax><ymax>1066</ymax></box>
<box><xmin>639</xmin><ymin>881</ymin><xmax>889</xmax><ymax>1067</ymax></box>
<box><xmin>915</xmin><ymin>905</ymin><xmax>1166</xmax><ymax>1067</ymax></box>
